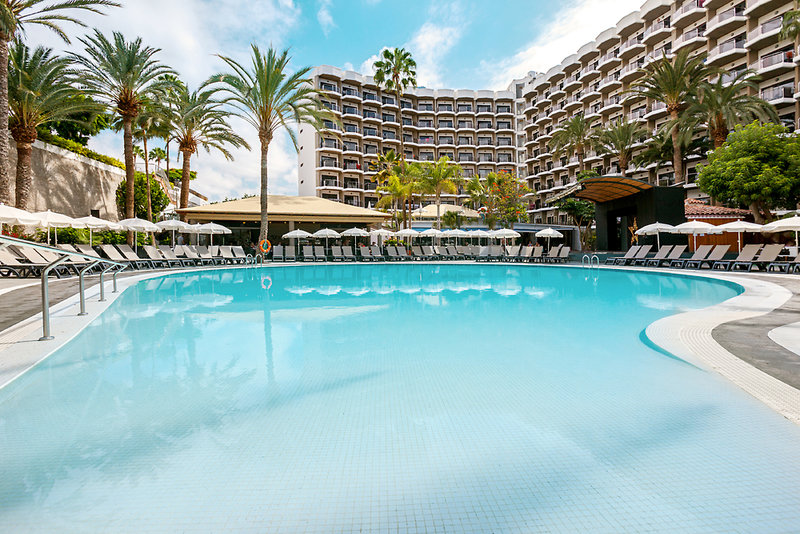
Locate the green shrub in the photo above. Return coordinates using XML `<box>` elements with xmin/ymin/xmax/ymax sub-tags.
<box><xmin>36</xmin><ymin>130</ymin><xmax>125</xmax><ymax>170</ymax></box>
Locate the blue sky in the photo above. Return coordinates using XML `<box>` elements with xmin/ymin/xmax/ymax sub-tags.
<box><xmin>26</xmin><ymin>0</ymin><xmax>642</xmax><ymax>201</ymax></box>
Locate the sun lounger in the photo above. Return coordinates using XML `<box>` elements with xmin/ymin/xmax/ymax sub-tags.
<box><xmin>456</xmin><ymin>245</ymin><xmax>472</xmax><ymax>259</ymax></box>
<box><xmin>397</xmin><ymin>247</ymin><xmax>412</xmax><ymax>261</ymax></box>
<box><xmin>621</xmin><ymin>244</ymin><xmax>651</xmax><ymax>265</ymax></box>
<box><xmin>302</xmin><ymin>245</ymin><xmax>315</xmax><ymax>262</ymax></box>
<box><xmin>543</xmin><ymin>245</ymin><xmax>562</xmax><ymax>263</ymax></box>
<box><xmin>386</xmin><ymin>246</ymin><xmax>401</xmax><ymax>261</ymax></box>
<box><xmin>670</xmin><ymin>244</ymin><xmax>713</xmax><ymax>269</ymax></box>
<box><xmin>421</xmin><ymin>246</ymin><xmax>438</xmax><ymax>260</ymax></box>
<box><xmin>142</xmin><ymin>245</ymin><xmax>179</xmax><ymax>268</ymax></box>
<box><xmin>647</xmin><ymin>245</ymin><xmax>684</xmax><ymax>267</ymax></box>
<box><xmin>358</xmin><ymin>246</ymin><xmax>372</xmax><ymax>261</ymax></box>
<box><xmin>711</xmin><ymin>244</ymin><xmax>760</xmax><ymax>271</ymax></box>
<box><xmin>369</xmin><ymin>245</ymin><xmax>384</xmax><ymax>261</ymax></box>
<box><xmin>271</xmin><ymin>244</ymin><xmax>285</xmax><ymax>262</ymax></box>
<box><xmin>606</xmin><ymin>245</ymin><xmax>640</xmax><ymax>265</ymax></box>
<box><xmin>0</xmin><ymin>248</ymin><xmax>33</xmax><ymax>277</ymax></box>
<box><xmin>554</xmin><ymin>246</ymin><xmax>571</xmax><ymax>263</ymax></box>
<box><xmin>686</xmin><ymin>244</ymin><xmax>729</xmax><ymax>269</ymax></box>
<box><xmin>635</xmin><ymin>245</ymin><xmax>671</xmax><ymax>266</ymax></box>
<box><xmin>768</xmin><ymin>249</ymin><xmax>800</xmax><ymax>272</ymax></box>
<box><xmin>331</xmin><ymin>245</ymin><xmax>344</xmax><ymax>261</ymax></box>
<box><xmin>474</xmin><ymin>246</ymin><xmax>489</xmax><ymax>261</ymax></box>
<box><xmin>178</xmin><ymin>245</ymin><xmax>215</xmax><ymax>266</ymax></box>
<box><xmin>97</xmin><ymin>244</ymin><xmax>145</xmax><ymax>269</ymax></box>
<box><xmin>445</xmin><ymin>246</ymin><xmax>463</xmax><ymax>259</ymax></box>
<box><xmin>342</xmin><ymin>245</ymin><xmax>356</xmax><ymax>261</ymax></box>
<box><xmin>486</xmin><ymin>245</ymin><xmax>503</xmax><ymax>261</ymax></box>
<box><xmin>117</xmin><ymin>243</ymin><xmax>152</xmax><ymax>267</ymax></box>
<box><xmin>516</xmin><ymin>246</ymin><xmax>533</xmax><ymax>263</ymax></box>
<box><xmin>231</xmin><ymin>246</ymin><xmax>250</xmax><ymax>263</ymax></box>
<box><xmin>284</xmin><ymin>246</ymin><xmax>296</xmax><ymax>262</ymax></box>
<box><xmin>313</xmin><ymin>245</ymin><xmax>327</xmax><ymax>261</ymax></box>
<box><xmin>159</xmin><ymin>245</ymin><xmax>192</xmax><ymax>267</ymax></box>
<box><xmin>195</xmin><ymin>246</ymin><xmax>222</xmax><ymax>265</ymax></box>
<box><xmin>505</xmin><ymin>245</ymin><xmax>520</xmax><ymax>261</ymax></box>
<box><xmin>410</xmin><ymin>245</ymin><xmax>425</xmax><ymax>260</ymax></box>
<box><xmin>732</xmin><ymin>243</ymin><xmax>784</xmax><ymax>271</ymax></box>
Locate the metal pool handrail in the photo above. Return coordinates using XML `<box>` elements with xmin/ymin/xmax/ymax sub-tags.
<box><xmin>0</xmin><ymin>235</ymin><xmax>127</xmax><ymax>340</ymax></box>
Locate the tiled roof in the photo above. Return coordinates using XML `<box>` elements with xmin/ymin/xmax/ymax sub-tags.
<box><xmin>685</xmin><ymin>199</ymin><xmax>750</xmax><ymax>218</ymax></box>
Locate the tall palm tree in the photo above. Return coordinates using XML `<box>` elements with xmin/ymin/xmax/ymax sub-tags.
<box><xmin>170</xmin><ymin>85</ymin><xmax>248</xmax><ymax>217</ymax></box>
<box><xmin>593</xmin><ymin>118</ymin><xmax>648</xmax><ymax>177</ymax></box>
<box><xmin>633</xmin><ymin>122</ymin><xmax>709</xmax><ymax>181</ymax></box>
<box><xmin>8</xmin><ymin>41</ymin><xmax>96</xmax><ymax>209</ymax></box>
<box><xmin>0</xmin><ymin>0</ymin><xmax>119</xmax><ymax>205</ymax></box>
<box><xmin>149</xmin><ymin>146</ymin><xmax>166</xmax><ymax>171</ymax></box>
<box><xmin>376</xmin><ymin>174</ymin><xmax>407</xmax><ymax>230</ymax></box>
<box><xmin>550</xmin><ymin>113</ymin><xmax>595</xmax><ymax>172</ymax></box>
<box><xmin>419</xmin><ymin>156</ymin><xmax>462</xmax><ymax>229</ymax></box>
<box><xmin>465</xmin><ymin>173</ymin><xmax>499</xmax><ymax>229</ymax></box>
<box><xmin>628</xmin><ymin>49</ymin><xmax>716</xmax><ymax>182</ymax></box>
<box><xmin>72</xmin><ymin>30</ymin><xmax>174</xmax><ymax>240</ymax></box>
<box><xmin>132</xmin><ymin>103</ymin><xmax>170</xmax><ymax>222</ymax></box>
<box><xmin>688</xmin><ymin>70</ymin><xmax>778</xmax><ymax>148</ymax></box>
<box><xmin>208</xmin><ymin>45</ymin><xmax>333</xmax><ymax>243</ymax></box>
<box><xmin>373</xmin><ymin>48</ymin><xmax>416</xmax><ymax>164</ymax></box>
<box><xmin>157</xmin><ymin>73</ymin><xmax>184</xmax><ymax>184</ymax></box>
<box><xmin>781</xmin><ymin>2</ymin><xmax>800</xmax><ymax>40</ymax></box>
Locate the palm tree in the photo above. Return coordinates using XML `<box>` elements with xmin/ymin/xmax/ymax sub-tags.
<box><xmin>373</xmin><ymin>48</ymin><xmax>416</xmax><ymax>164</ymax></box>
<box><xmin>419</xmin><ymin>156</ymin><xmax>462</xmax><ymax>229</ymax></box>
<box><xmin>628</xmin><ymin>49</ymin><xmax>716</xmax><ymax>182</ymax></box>
<box><xmin>550</xmin><ymin>113</ymin><xmax>595</xmax><ymax>172</ymax></box>
<box><xmin>8</xmin><ymin>41</ymin><xmax>96</xmax><ymax>209</ymax></box>
<box><xmin>170</xmin><ymin>85</ymin><xmax>248</xmax><ymax>217</ymax></box>
<box><xmin>688</xmin><ymin>70</ymin><xmax>778</xmax><ymax>149</ymax></box>
<box><xmin>376</xmin><ymin>174</ymin><xmax>407</xmax><ymax>230</ymax></box>
<box><xmin>208</xmin><ymin>45</ymin><xmax>333</xmax><ymax>243</ymax></box>
<box><xmin>157</xmin><ymin>73</ymin><xmax>184</xmax><ymax>184</ymax></box>
<box><xmin>132</xmin><ymin>103</ymin><xmax>170</xmax><ymax>222</ymax></box>
<box><xmin>149</xmin><ymin>147</ymin><xmax>166</xmax><ymax>172</ymax></box>
<box><xmin>465</xmin><ymin>173</ymin><xmax>499</xmax><ymax>229</ymax></box>
<box><xmin>593</xmin><ymin>118</ymin><xmax>648</xmax><ymax>177</ymax></box>
<box><xmin>72</xmin><ymin>30</ymin><xmax>173</xmax><ymax>241</ymax></box>
<box><xmin>781</xmin><ymin>2</ymin><xmax>800</xmax><ymax>40</ymax></box>
<box><xmin>0</xmin><ymin>0</ymin><xmax>119</xmax><ymax>205</ymax></box>
<box><xmin>633</xmin><ymin>122</ymin><xmax>709</xmax><ymax>182</ymax></box>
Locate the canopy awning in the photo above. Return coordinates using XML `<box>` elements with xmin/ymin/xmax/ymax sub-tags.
<box><xmin>572</xmin><ymin>175</ymin><xmax>654</xmax><ymax>203</ymax></box>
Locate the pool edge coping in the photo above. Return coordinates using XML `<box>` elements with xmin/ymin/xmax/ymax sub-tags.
<box><xmin>0</xmin><ymin>262</ymin><xmax>798</xmax><ymax>426</ymax></box>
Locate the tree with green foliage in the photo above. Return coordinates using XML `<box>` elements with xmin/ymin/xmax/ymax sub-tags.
<box><xmin>465</xmin><ymin>173</ymin><xmax>498</xmax><ymax>229</ymax></box>
<box><xmin>557</xmin><ymin>198</ymin><xmax>595</xmax><ymax>250</ymax></box>
<box><xmin>688</xmin><ymin>70</ymin><xmax>777</xmax><ymax>149</ymax></box>
<box><xmin>171</xmin><ymin>85</ymin><xmax>247</xmax><ymax>218</ymax></box>
<box><xmin>373</xmin><ymin>47</ymin><xmax>416</xmax><ymax>165</ymax></box>
<box><xmin>633</xmin><ymin>123</ymin><xmax>709</xmax><ymax>180</ymax></box>
<box><xmin>419</xmin><ymin>156</ymin><xmax>462</xmax><ymax>229</ymax></box>
<box><xmin>697</xmin><ymin>122</ymin><xmax>800</xmax><ymax>223</ymax></box>
<box><xmin>376</xmin><ymin>174</ymin><xmax>412</xmax><ymax>230</ymax></box>
<box><xmin>628</xmin><ymin>49</ymin><xmax>716</xmax><ymax>182</ymax></box>
<box><xmin>441</xmin><ymin>210</ymin><xmax>462</xmax><ymax>229</ymax></box>
<box><xmin>593</xmin><ymin>118</ymin><xmax>648</xmax><ymax>177</ymax></box>
<box><xmin>781</xmin><ymin>2</ymin><xmax>800</xmax><ymax>40</ymax></box>
<box><xmin>149</xmin><ymin>147</ymin><xmax>166</xmax><ymax>171</ymax></box>
<box><xmin>550</xmin><ymin>113</ymin><xmax>595</xmax><ymax>172</ymax></box>
<box><xmin>485</xmin><ymin>171</ymin><xmax>530</xmax><ymax>229</ymax></box>
<box><xmin>8</xmin><ymin>41</ymin><xmax>98</xmax><ymax>209</ymax></box>
<box><xmin>38</xmin><ymin>94</ymin><xmax>109</xmax><ymax>145</ymax></box>
<box><xmin>208</xmin><ymin>45</ymin><xmax>333</xmax><ymax>243</ymax></box>
<box><xmin>72</xmin><ymin>30</ymin><xmax>175</xmax><ymax>243</ymax></box>
<box><xmin>0</xmin><ymin>0</ymin><xmax>119</xmax><ymax>205</ymax></box>
<box><xmin>116</xmin><ymin>171</ymin><xmax>169</xmax><ymax>220</ymax></box>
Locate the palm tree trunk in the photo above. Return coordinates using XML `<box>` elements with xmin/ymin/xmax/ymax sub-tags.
<box><xmin>619</xmin><ymin>154</ymin><xmax>628</xmax><ymax>177</ymax></box>
<box><xmin>259</xmin><ymin>138</ymin><xmax>270</xmax><ymax>244</ymax></box>
<box><xmin>0</xmin><ymin>38</ymin><xmax>11</xmax><ymax>206</ymax></box>
<box><xmin>669</xmin><ymin>111</ymin><xmax>683</xmax><ymax>183</ymax></box>
<box><xmin>179</xmin><ymin>149</ymin><xmax>192</xmax><ymax>217</ymax></box>
<box><xmin>143</xmin><ymin>135</ymin><xmax>155</xmax><ymax>245</ymax></box>
<box><xmin>436</xmin><ymin>192</ymin><xmax>441</xmax><ymax>230</ymax></box>
<box><xmin>13</xmin><ymin>139</ymin><xmax>32</xmax><ymax>210</ymax></box>
<box><xmin>712</xmin><ymin>126</ymin><xmax>728</xmax><ymax>149</ymax></box>
<box><xmin>123</xmin><ymin>116</ymin><xmax>136</xmax><ymax>245</ymax></box>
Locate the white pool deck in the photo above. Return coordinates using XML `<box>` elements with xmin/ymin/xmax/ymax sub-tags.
<box><xmin>1</xmin><ymin>262</ymin><xmax>799</xmax><ymax>425</ymax></box>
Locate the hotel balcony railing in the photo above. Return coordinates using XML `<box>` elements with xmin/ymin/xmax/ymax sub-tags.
<box><xmin>418</xmin><ymin>104</ymin><xmax>434</xmax><ymax>111</ymax></box>
<box><xmin>477</xmin><ymin>106</ymin><xmax>493</xmax><ymax>113</ymax></box>
<box><xmin>458</xmin><ymin>156</ymin><xmax>475</xmax><ymax>162</ymax></box>
<box><xmin>419</xmin><ymin>138</ymin><xmax>435</xmax><ymax>144</ymax></box>
<box><xmin>497</xmin><ymin>122</ymin><xmax>512</xmax><ymax>129</ymax></box>
<box><xmin>382</xmin><ymin>115</ymin><xmax>397</xmax><ymax>123</ymax></box>
<box><xmin>402</xmin><ymin>119</ymin><xmax>414</xmax><ymax>126</ymax></box>
<box><xmin>343</xmin><ymin>162</ymin><xmax>361</xmax><ymax>171</ymax></box>
<box><xmin>382</xmin><ymin>132</ymin><xmax>396</xmax><ymax>140</ymax></box>
<box><xmin>344</xmin><ymin>199</ymin><xmax>360</xmax><ymax>206</ymax></box>
<box><xmin>363</xmin><ymin>182</ymin><xmax>378</xmax><ymax>191</ymax></box>
<box><xmin>363</xmin><ymin>93</ymin><xmax>378</xmax><ymax>101</ymax></box>
<box><xmin>458</xmin><ymin>122</ymin><xmax>474</xmax><ymax>128</ymax></box>
<box><xmin>620</xmin><ymin>36</ymin><xmax>643</xmax><ymax>51</ymax></box>
<box><xmin>711</xmin><ymin>5</ymin><xmax>745</xmax><ymax>25</ymax></box>
<box><xmin>477</xmin><ymin>139</ymin><xmax>493</xmax><ymax>146</ymax></box>
<box><xmin>343</xmin><ymin>107</ymin><xmax>359</xmax><ymax>116</ymax></box>
<box><xmin>342</xmin><ymin>88</ymin><xmax>360</xmax><ymax>97</ymax></box>
<box><xmin>497</xmin><ymin>139</ymin><xmax>513</xmax><ymax>146</ymax></box>
<box><xmin>761</xmin><ymin>84</ymin><xmax>794</xmax><ymax>101</ymax></box>
<box><xmin>418</xmin><ymin>121</ymin><xmax>434</xmax><ymax>128</ymax></box>
<box><xmin>497</xmin><ymin>106</ymin><xmax>513</xmax><ymax>113</ymax></box>
<box><xmin>343</xmin><ymin>125</ymin><xmax>360</xmax><ymax>134</ymax></box>
<box><xmin>750</xmin><ymin>17</ymin><xmax>782</xmax><ymax>40</ymax></box>
<box><xmin>400</xmin><ymin>101</ymin><xmax>412</xmax><ymax>109</ymax></box>
<box><xmin>716</xmin><ymin>39</ymin><xmax>746</xmax><ymax>55</ymax></box>
<box><xmin>644</xmin><ymin>19</ymin><xmax>670</xmax><ymax>38</ymax></box>
<box><xmin>680</xmin><ymin>27</ymin><xmax>705</xmax><ymax>42</ymax></box>
<box><xmin>382</xmin><ymin>98</ymin><xmax>396</xmax><ymax>106</ymax></box>
<box><xmin>478</xmin><ymin>155</ymin><xmax>494</xmax><ymax>162</ymax></box>
<box><xmin>621</xmin><ymin>61</ymin><xmax>645</xmax><ymax>74</ymax></box>
<box><xmin>364</xmin><ymin>147</ymin><xmax>378</xmax><ymax>155</ymax></box>
<box><xmin>457</xmin><ymin>105</ymin><xmax>473</xmax><ymax>112</ymax></box>
<box><xmin>629</xmin><ymin>108</ymin><xmax>648</xmax><ymax>120</ymax></box>
<box><xmin>497</xmin><ymin>157</ymin><xmax>513</xmax><ymax>163</ymax></box>
<box><xmin>599</xmin><ymin>50</ymin><xmax>619</xmax><ymax>64</ymax></box>
<box><xmin>758</xmin><ymin>50</ymin><xmax>795</xmax><ymax>69</ymax></box>
<box><xmin>678</xmin><ymin>0</ymin><xmax>703</xmax><ymax>15</ymax></box>
<box><xmin>362</xmin><ymin>111</ymin><xmax>378</xmax><ymax>119</ymax></box>
<box><xmin>343</xmin><ymin>143</ymin><xmax>360</xmax><ymax>152</ymax></box>
<box><xmin>322</xmin><ymin>102</ymin><xmax>339</xmax><ymax>112</ymax></box>
<box><xmin>439</xmin><ymin>138</ymin><xmax>454</xmax><ymax>145</ymax></box>
<box><xmin>321</xmin><ymin>179</ymin><xmax>339</xmax><ymax>187</ymax></box>
<box><xmin>319</xmin><ymin>83</ymin><xmax>339</xmax><ymax>93</ymax></box>
<box><xmin>344</xmin><ymin>181</ymin><xmax>360</xmax><ymax>189</ymax></box>
<box><xmin>439</xmin><ymin>123</ymin><xmax>454</xmax><ymax>129</ymax></box>
<box><xmin>320</xmin><ymin>140</ymin><xmax>340</xmax><ymax>149</ymax></box>
<box><xmin>438</xmin><ymin>105</ymin><xmax>454</xmax><ymax>112</ymax></box>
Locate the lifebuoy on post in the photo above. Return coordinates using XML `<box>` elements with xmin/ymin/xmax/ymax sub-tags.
<box><xmin>259</xmin><ymin>239</ymin><xmax>272</xmax><ymax>255</ymax></box>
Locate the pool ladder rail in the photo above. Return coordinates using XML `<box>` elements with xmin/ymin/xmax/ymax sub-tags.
<box><xmin>581</xmin><ymin>254</ymin><xmax>600</xmax><ymax>269</ymax></box>
<box><xmin>0</xmin><ymin>234</ymin><xmax>127</xmax><ymax>341</ymax></box>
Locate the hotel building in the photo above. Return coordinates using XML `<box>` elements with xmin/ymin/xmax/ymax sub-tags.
<box><xmin>299</xmin><ymin>0</ymin><xmax>799</xmax><ymax>227</ymax></box>
<box><xmin>297</xmin><ymin>65</ymin><xmax>517</xmax><ymax>210</ymax></box>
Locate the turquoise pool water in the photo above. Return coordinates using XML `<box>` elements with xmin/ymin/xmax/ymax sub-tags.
<box><xmin>1</xmin><ymin>264</ymin><xmax>800</xmax><ymax>533</ymax></box>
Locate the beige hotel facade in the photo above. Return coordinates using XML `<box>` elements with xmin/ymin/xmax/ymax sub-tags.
<box><xmin>298</xmin><ymin>0</ymin><xmax>799</xmax><ymax>226</ymax></box>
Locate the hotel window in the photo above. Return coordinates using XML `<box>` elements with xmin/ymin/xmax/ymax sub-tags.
<box><xmin>418</xmin><ymin>102</ymin><xmax>434</xmax><ymax>111</ymax></box>
<box><xmin>382</xmin><ymin>113</ymin><xmax>396</xmax><ymax>122</ymax></box>
<box><xmin>438</xmin><ymin>103</ymin><xmax>453</xmax><ymax>112</ymax></box>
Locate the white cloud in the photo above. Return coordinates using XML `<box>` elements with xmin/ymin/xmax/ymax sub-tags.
<box><xmin>342</xmin><ymin>61</ymin><xmax>354</xmax><ymax>71</ymax></box>
<box><xmin>22</xmin><ymin>0</ymin><xmax>303</xmax><ymax>201</ymax></box>
<box><xmin>480</xmin><ymin>0</ymin><xmax>642</xmax><ymax>90</ymax></box>
<box><xmin>359</xmin><ymin>48</ymin><xmax>386</xmax><ymax>76</ymax></box>
<box><xmin>317</xmin><ymin>0</ymin><xmax>335</xmax><ymax>37</ymax></box>
<box><xmin>408</xmin><ymin>22</ymin><xmax>462</xmax><ymax>87</ymax></box>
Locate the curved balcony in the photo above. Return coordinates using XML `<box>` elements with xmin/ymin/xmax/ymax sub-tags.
<box><xmin>706</xmin><ymin>7</ymin><xmax>746</xmax><ymax>38</ymax></box>
<box><xmin>642</xmin><ymin>20</ymin><xmax>671</xmax><ymax>45</ymax></box>
<box><xmin>745</xmin><ymin>16</ymin><xmax>783</xmax><ymax>50</ymax></box>
<box><xmin>672</xmin><ymin>1</ymin><xmax>705</xmax><ymax>29</ymax></box>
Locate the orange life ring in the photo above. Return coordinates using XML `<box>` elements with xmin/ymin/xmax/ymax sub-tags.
<box><xmin>259</xmin><ymin>239</ymin><xmax>272</xmax><ymax>254</ymax></box>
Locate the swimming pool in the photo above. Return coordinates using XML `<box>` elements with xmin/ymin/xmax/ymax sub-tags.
<box><xmin>1</xmin><ymin>264</ymin><xmax>799</xmax><ymax>532</ymax></box>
